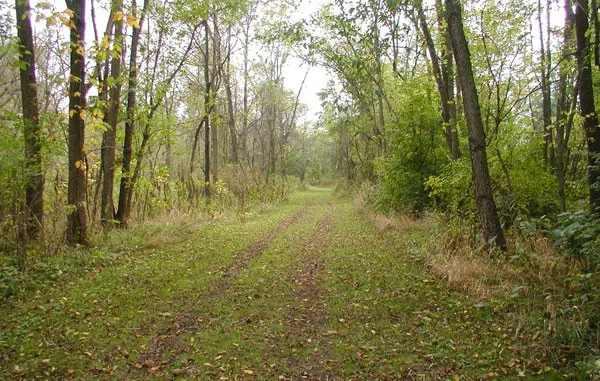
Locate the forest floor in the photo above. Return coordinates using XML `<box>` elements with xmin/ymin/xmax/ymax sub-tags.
<box><xmin>0</xmin><ymin>188</ymin><xmax>578</xmax><ymax>380</ymax></box>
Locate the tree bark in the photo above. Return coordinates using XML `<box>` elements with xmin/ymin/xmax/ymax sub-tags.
<box><xmin>417</xmin><ymin>0</ymin><xmax>461</xmax><ymax>160</ymax></box>
<box><xmin>211</xmin><ymin>15</ymin><xmax>220</xmax><ymax>181</ymax></box>
<box><xmin>116</xmin><ymin>0</ymin><xmax>149</xmax><ymax>226</ymax></box>
<box><xmin>15</xmin><ymin>0</ymin><xmax>44</xmax><ymax>238</ymax></box>
<box><xmin>66</xmin><ymin>0</ymin><xmax>88</xmax><ymax>245</ymax></box>
<box><xmin>100</xmin><ymin>0</ymin><xmax>123</xmax><ymax>228</ymax></box>
<box><xmin>575</xmin><ymin>0</ymin><xmax>600</xmax><ymax>214</ymax></box>
<box><xmin>224</xmin><ymin>26</ymin><xmax>238</xmax><ymax>164</ymax></box>
<box><xmin>554</xmin><ymin>0</ymin><xmax>576</xmax><ymax>212</ymax></box>
<box><xmin>204</xmin><ymin>20</ymin><xmax>212</xmax><ymax>198</ymax></box>
<box><xmin>538</xmin><ymin>0</ymin><xmax>553</xmax><ymax>167</ymax></box>
<box><xmin>445</xmin><ymin>0</ymin><xmax>506</xmax><ymax>250</ymax></box>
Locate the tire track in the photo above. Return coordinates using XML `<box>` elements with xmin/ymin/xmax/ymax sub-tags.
<box><xmin>130</xmin><ymin>200</ymin><xmax>313</xmax><ymax>376</ymax></box>
<box><xmin>277</xmin><ymin>205</ymin><xmax>336</xmax><ymax>380</ymax></box>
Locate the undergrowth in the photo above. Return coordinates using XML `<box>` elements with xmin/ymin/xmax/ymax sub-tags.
<box><xmin>353</xmin><ymin>186</ymin><xmax>600</xmax><ymax>378</ymax></box>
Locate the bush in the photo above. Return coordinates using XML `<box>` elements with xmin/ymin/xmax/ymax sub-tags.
<box><xmin>425</xmin><ymin>158</ymin><xmax>476</xmax><ymax>220</ymax></box>
<box><xmin>547</xmin><ymin>211</ymin><xmax>600</xmax><ymax>272</ymax></box>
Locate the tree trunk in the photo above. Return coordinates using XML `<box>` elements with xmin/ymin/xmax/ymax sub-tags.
<box><xmin>100</xmin><ymin>0</ymin><xmax>123</xmax><ymax>229</ymax></box>
<box><xmin>418</xmin><ymin>0</ymin><xmax>461</xmax><ymax>161</ymax></box>
<box><xmin>554</xmin><ymin>0</ymin><xmax>576</xmax><ymax>213</ymax></box>
<box><xmin>15</xmin><ymin>0</ymin><xmax>44</xmax><ymax>238</ymax></box>
<box><xmin>575</xmin><ymin>0</ymin><xmax>600</xmax><ymax>214</ymax></box>
<box><xmin>437</xmin><ymin>0</ymin><xmax>461</xmax><ymax>160</ymax></box>
<box><xmin>538</xmin><ymin>0</ymin><xmax>553</xmax><ymax>167</ymax></box>
<box><xmin>224</xmin><ymin>27</ymin><xmax>238</xmax><ymax>164</ymax></box>
<box><xmin>211</xmin><ymin>14</ymin><xmax>220</xmax><ymax>181</ymax></box>
<box><xmin>204</xmin><ymin>20</ymin><xmax>212</xmax><ymax>198</ymax></box>
<box><xmin>66</xmin><ymin>0</ymin><xmax>88</xmax><ymax>245</ymax></box>
<box><xmin>116</xmin><ymin>0</ymin><xmax>149</xmax><ymax>226</ymax></box>
<box><xmin>445</xmin><ymin>0</ymin><xmax>506</xmax><ymax>250</ymax></box>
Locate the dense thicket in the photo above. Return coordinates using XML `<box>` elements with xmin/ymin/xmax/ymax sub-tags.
<box><xmin>297</xmin><ymin>0</ymin><xmax>599</xmax><ymax>260</ymax></box>
<box><xmin>1</xmin><ymin>0</ymin><xmax>335</xmax><ymax>252</ymax></box>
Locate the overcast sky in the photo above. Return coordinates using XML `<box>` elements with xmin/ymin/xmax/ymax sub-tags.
<box><xmin>284</xmin><ymin>0</ymin><xmax>330</xmax><ymax>125</ymax></box>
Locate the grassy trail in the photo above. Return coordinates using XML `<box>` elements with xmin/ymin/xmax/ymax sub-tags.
<box><xmin>1</xmin><ymin>188</ymin><xmax>554</xmax><ymax>379</ymax></box>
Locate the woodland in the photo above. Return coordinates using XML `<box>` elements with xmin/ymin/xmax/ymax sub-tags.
<box><xmin>1</xmin><ymin>0</ymin><xmax>600</xmax><ymax>379</ymax></box>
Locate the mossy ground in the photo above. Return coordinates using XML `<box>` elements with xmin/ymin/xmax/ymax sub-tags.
<box><xmin>0</xmin><ymin>188</ymin><xmax>583</xmax><ymax>379</ymax></box>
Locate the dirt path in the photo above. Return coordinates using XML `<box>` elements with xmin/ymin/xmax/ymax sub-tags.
<box><xmin>134</xmin><ymin>200</ymin><xmax>313</xmax><ymax>374</ymax></box>
<box><xmin>1</xmin><ymin>187</ymin><xmax>563</xmax><ymax>380</ymax></box>
<box><xmin>279</xmin><ymin>207</ymin><xmax>334</xmax><ymax>380</ymax></box>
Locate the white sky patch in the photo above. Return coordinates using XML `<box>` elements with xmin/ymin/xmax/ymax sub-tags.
<box><xmin>284</xmin><ymin>0</ymin><xmax>330</xmax><ymax>125</ymax></box>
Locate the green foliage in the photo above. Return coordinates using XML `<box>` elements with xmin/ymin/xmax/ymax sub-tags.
<box><xmin>548</xmin><ymin>211</ymin><xmax>600</xmax><ymax>272</ymax></box>
<box><xmin>489</xmin><ymin>138</ymin><xmax>560</xmax><ymax>223</ymax></box>
<box><xmin>0</xmin><ymin>115</ymin><xmax>25</xmax><ymax>249</ymax></box>
<box><xmin>360</xmin><ymin>73</ymin><xmax>448</xmax><ymax>212</ymax></box>
<box><xmin>425</xmin><ymin>158</ymin><xmax>475</xmax><ymax>219</ymax></box>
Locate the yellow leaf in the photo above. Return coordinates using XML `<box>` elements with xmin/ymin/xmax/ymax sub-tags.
<box><xmin>57</xmin><ymin>14</ymin><xmax>69</xmax><ymax>27</ymax></box>
<box><xmin>73</xmin><ymin>91</ymin><xmax>81</xmax><ymax>98</ymax></box>
<box><xmin>79</xmin><ymin>110</ymin><xmax>87</xmax><ymax>120</ymax></box>
<box><xmin>127</xmin><ymin>14</ymin><xmax>140</xmax><ymax>29</ymax></box>
<box><xmin>75</xmin><ymin>46</ymin><xmax>85</xmax><ymax>56</ymax></box>
<box><xmin>75</xmin><ymin>160</ymin><xmax>84</xmax><ymax>170</ymax></box>
<box><xmin>64</xmin><ymin>8</ymin><xmax>74</xmax><ymax>18</ymax></box>
<box><xmin>112</xmin><ymin>11</ymin><xmax>123</xmax><ymax>21</ymax></box>
<box><xmin>242</xmin><ymin>369</ymin><xmax>254</xmax><ymax>375</ymax></box>
<box><xmin>69</xmin><ymin>109</ymin><xmax>77</xmax><ymax>117</ymax></box>
<box><xmin>46</xmin><ymin>17</ymin><xmax>56</xmax><ymax>26</ymax></box>
<box><xmin>100</xmin><ymin>35</ymin><xmax>110</xmax><ymax>49</ymax></box>
<box><xmin>92</xmin><ymin>108</ymin><xmax>103</xmax><ymax>118</ymax></box>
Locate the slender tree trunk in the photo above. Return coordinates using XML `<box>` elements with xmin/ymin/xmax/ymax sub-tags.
<box><xmin>555</xmin><ymin>0</ymin><xmax>576</xmax><ymax>212</ymax></box>
<box><xmin>446</xmin><ymin>0</ymin><xmax>506</xmax><ymax>251</ymax></box>
<box><xmin>211</xmin><ymin>14</ymin><xmax>220</xmax><ymax>181</ymax></box>
<box><xmin>575</xmin><ymin>0</ymin><xmax>600</xmax><ymax>214</ymax></box>
<box><xmin>100</xmin><ymin>0</ymin><xmax>123</xmax><ymax>228</ymax></box>
<box><xmin>15</xmin><ymin>0</ymin><xmax>43</xmax><ymax>238</ymax></box>
<box><xmin>438</xmin><ymin>0</ymin><xmax>461</xmax><ymax>160</ymax></box>
<box><xmin>241</xmin><ymin>12</ymin><xmax>253</xmax><ymax>164</ymax></box>
<box><xmin>225</xmin><ymin>27</ymin><xmax>238</xmax><ymax>164</ymax></box>
<box><xmin>116</xmin><ymin>0</ymin><xmax>149</xmax><ymax>226</ymax></box>
<box><xmin>204</xmin><ymin>20</ymin><xmax>212</xmax><ymax>198</ymax></box>
<box><xmin>190</xmin><ymin>120</ymin><xmax>204</xmax><ymax>175</ymax></box>
<box><xmin>417</xmin><ymin>0</ymin><xmax>461</xmax><ymax>160</ymax></box>
<box><xmin>538</xmin><ymin>0</ymin><xmax>553</xmax><ymax>167</ymax></box>
<box><xmin>65</xmin><ymin>0</ymin><xmax>88</xmax><ymax>245</ymax></box>
<box><xmin>372</xmin><ymin>5</ymin><xmax>386</xmax><ymax>155</ymax></box>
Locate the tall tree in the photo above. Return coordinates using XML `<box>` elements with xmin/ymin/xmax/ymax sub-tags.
<box><xmin>575</xmin><ymin>0</ymin><xmax>600</xmax><ymax>214</ymax></box>
<box><xmin>538</xmin><ymin>0</ymin><xmax>553</xmax><ymax>166</ymax></box>
<box><xmin>554</xmin><ymin>0</ymin><xmax>576</xmax><ymax>212</ymax></box>
<box><xmin>415</xmin><ymin>0</ymin><xmax>461</xmax><ymax>160</ymax></box>
<box><xmin>224</xmin><ymin>25</ymin><xmax>239</xmax><ymax>164</ymax></box>
<box><xmin>116</xmin><ymin>0</ymin><xmax>149</xmax><ymax>226</ymax></box>
<box><xmin>100</xmin><ymin>0</ymin><xmax>123</xmax><ymax>228</ymax></box>
<box><xmin>65</xmin><ymin>0</ymin><xmax>88</xmax><ymax>244</ymax></box>
<box><xmin>15</xmin><ymin>0</ymin><xmax>43</xmax><ymax>237</ymax></box>
<box><xmin>445</xmin><ymin>0</ymin><xmax>506</xmax><ymax>250</ymax></box>
<box><xmin>204</xmin><ymin>20</ymin><xmax>212</xmax><ymax>197</ymax></box>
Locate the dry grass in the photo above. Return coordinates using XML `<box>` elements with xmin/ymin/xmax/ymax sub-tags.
<box><xmin>426</xmin><ymin>226</ymin><xmax>575</xmax><ymax>302</ymax></box>
<box><xmin>369</xmin><ymin>212</ymin><xmax>425</xmax><ymax>235</ymax></box>
<box><xmin>427</xmin><ymin>230</ymin><xmax>516</xmax><ymax>300</ymax></box>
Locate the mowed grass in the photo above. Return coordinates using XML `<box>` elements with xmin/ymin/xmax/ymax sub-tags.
<box><xmin>0</xmin><ymin>192</ymin><xmax>312</xmax><ymax>380</ymax></box>
<box><xmin>1</xmin><ymin>187</ymin><xmax>577</xmax><ymax>380</ymax></box>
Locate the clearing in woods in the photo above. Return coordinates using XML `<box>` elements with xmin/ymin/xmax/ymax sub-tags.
<box><xmin>1</xmin><ymin>188</ymin><xmax>557</xmax><ymax>379</ymax></box>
